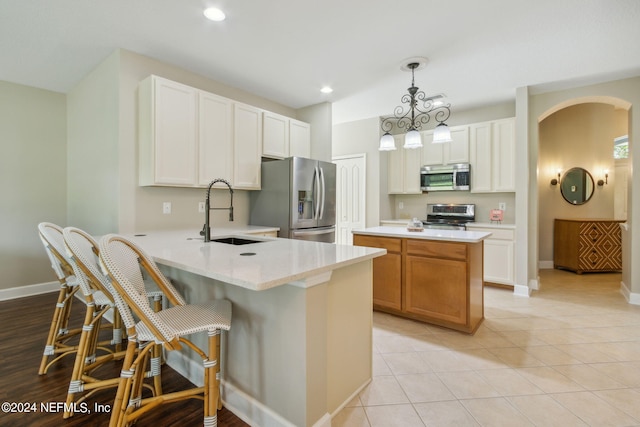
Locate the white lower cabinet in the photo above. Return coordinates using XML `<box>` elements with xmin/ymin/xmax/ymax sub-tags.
<box><xmin>466</xmin><ymin>225</ymin><xmax>515</xmax><ymax>286</ymax></box>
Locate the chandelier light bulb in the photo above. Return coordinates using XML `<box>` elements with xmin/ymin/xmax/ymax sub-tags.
<box><xmin>403</xmin><ymin>129</ymin><xmax>423</xmax><ymax>149</ymax></box>
<box><xmin>379</xmin><ymin>133</ymin><xmax>397</xmax><ymax>151</ymax></box>
<box><xmin>432</xmin><ymin>123</ymin><xmax>452</xmax><ymax>144</ymax></box>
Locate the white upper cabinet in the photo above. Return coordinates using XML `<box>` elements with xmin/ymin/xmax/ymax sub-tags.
<box><xmin>233</xmin><ymin>102</ymin><xmax>262</xmax><ymax>190</ymax></box>
<box><xmin>139</xmin><ymin>75</ymin><xmax>308</xmax><ymax>190</ymax></box>
<box><xmin>262</xmin><ymin>112</ymin><xmax>311</xmax><ymax>159</ymax></box>
<box><xmin>422</xmin><ymin>125</ymin><xmax>470</xmax><ymax>166</ymax></box>
<box><xmin>262</xmin><ymin>112</ymin><xmax>290</xmax><ymax>158</ymax></box>
<box><xmin>388</xmin><ymin>135</ymin><xmax>422</xmax><ymax>194</ymax></box>
<box><xmin>469</xmin><ymin>117</ymin><xmax>515</xmax><ymax>193</ymax></box>
<box><xmin>289</xmin><ymin>119</ymin><xmax>311</xmax><ymax>158</ymax></box>
<box><xmin>139</xmin><ymin>76</ymin><xmax>198</xmax><ymax>186</ymax></box>
<box><xmin>198</xmin><ymin>91</ymin><xmax>233</xmax><ymax>186</ymax></box>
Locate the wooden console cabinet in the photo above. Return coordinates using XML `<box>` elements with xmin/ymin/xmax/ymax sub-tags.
<box><xmin>553</xmin><ymin>219</ymin><xmax>623</xmax><ymax>274</ymax></box>
<box><xmin>353</xmin><ymin>234</ymin><xmax>484</xmax><ymax>334</ymax></box>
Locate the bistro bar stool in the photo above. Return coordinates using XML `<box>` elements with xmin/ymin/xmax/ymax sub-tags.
<box><xmin>99</xmin><ymin>234</ymin><xmax>231</xmax><ymax>427</ymax></box>
<box><xmin>37</xmin><ymin>222</ymin><xmax>84</xmax><ymax>374</ymax></box>
<box><xmin>61</xmin><ymin>227</ymin><xmax>163</xmax><ymax>419</ymax></box>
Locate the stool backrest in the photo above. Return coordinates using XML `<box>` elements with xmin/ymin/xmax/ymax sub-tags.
<box><xmin>99</xmin><ymin>234</ymin><xmax>185</xmax><ymax>346</ymax></box>
<box><xmin>63</xmin><ymin>227</ymin><xmax>136</xmax><ymax>329</ymax></box>
<box><xmin>38</xmin><ymin>222</ymin><xmax>74</xmax><ymax>281</ymax></box>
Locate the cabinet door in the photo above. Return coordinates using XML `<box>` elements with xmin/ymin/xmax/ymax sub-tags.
<box><xmin>199</xmin><ymin>92</ymin><xmax>233</xmax><ymax>186</ymax></box>
<box><xmin>353</xmin><ymin>235</ymin><xmax>402</xmax><ymax>310</ymax></box>
<box><xmin>262</xmin><ymin>112</ymin><xmax>289</xmax><ymax>159</ymax></box>
<box><xmin>141</xmin><ymin>76</ymin><xmax>197</xmax><ymax>186</ymax></box>
<box><xmin>289</xmin><ymin>119</ymin><xmax>311</xmax><ymax>158</ymax></box>
<box><xmin>404</xmin><ymin>145</ymin><xmax>422</xmax><ymax>194</ymax></box>
<box><xmin>493</xmin><ymin>118</ymin><xmax>515</xmax><ymax>192</ymax></box>
<box><xmin>405</xmin><ymin>255</ymin><xmax>468</xmax><ymax>325</ymax></box>
<box><xmin>447</xmin><ymin>126</ymin><xmax>470</xmax><ymax>164</ymax></box>
<box><xmin>387</xmin><ymin>135</ymin><xmax>405</xmax><ymax>194</ymax></box>
<box><xmin>469</xmin><ymin>122</ymin><xmax>493</xmax><ymax>192</ymax></box>
<box><xmin>233</xmin><ymin>103</ymin><xmax>262</xmax><ymax>189</ymax></box>
<box><xmin>484</xmin><ymin>239</ymin><xmax>514</xmax><ymax>284</ymax></box>
<box><xmin>421</xmin><ymin>130</ymin><xmax>444</xmax><ymax>166</ymax></box>
<box><xmin>388</xmin><ymin>135</ymin><xmax>421</xmax><ymax>194</ymax></box>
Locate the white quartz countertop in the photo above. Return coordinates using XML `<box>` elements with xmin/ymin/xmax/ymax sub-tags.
<box><xmin>125</xmin><ymin>229</ymin><xmax>385</xmax><ymax>291</ymax></box>
<box><xmin>381</xmin><ymin>219</ymin><xmax>515</xmax><ymax>229</ymax></box>
<box><xmin>352</xmin><ymin>226</ymin><xmax>492</xmax><ymax>243</ymax></box>
<box><xmin>465</xmin><ymin>222</ymin><xmax>515</xmax><ymax>229</ymax></box>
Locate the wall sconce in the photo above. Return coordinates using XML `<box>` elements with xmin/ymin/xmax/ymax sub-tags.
<box><xmin>550</xmin><ymin>169</ymin><xmax>561</xmax><ymax>186</ymax></box>
<box><xmin>597</xmin><ymin>169</ymin><xmax>609</xmax><ymax>186</ymax></box>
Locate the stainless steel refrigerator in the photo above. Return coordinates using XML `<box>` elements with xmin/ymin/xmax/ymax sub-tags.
<box><xmin>250</xmin><ymin>157</ymin><xmax>336</xmax><ymax>242</ymax></box>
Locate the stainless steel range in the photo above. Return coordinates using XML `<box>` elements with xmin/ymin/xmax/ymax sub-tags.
<box><xmin>423</xmin><ymin>203</ymin><xmax>475</xmax><ymax>230</ymax></box>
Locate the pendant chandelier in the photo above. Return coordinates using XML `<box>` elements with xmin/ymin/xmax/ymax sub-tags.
<box><xmin>379</xmin><ymin>59</ymin><xmax>452</xmax><ymax>151</ymax></box>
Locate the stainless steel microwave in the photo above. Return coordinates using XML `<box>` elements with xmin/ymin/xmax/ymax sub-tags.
<box><xmin>420</xmin><ymin>164</ymin><xmax>470</xmax><ymax>191</ymax></box>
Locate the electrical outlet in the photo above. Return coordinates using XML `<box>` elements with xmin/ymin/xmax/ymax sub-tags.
<box><xmin>399</xmin><ymin>202</ymin><xmax>404</xmax><ymax>210</ymax></box>
<box><xmin>499</xmin><ymin>202</ymin><xmax>506</xmax><ymax>211</ymax></box>
<box><xmin>162</xmin><ymin>202</ymin><xmax>172</xmax><ymax>214</ymax></box>
<box><xmin>198</xmin><ymin>202</ymin><xmax>205</xmax><ymax>213</ymax></box>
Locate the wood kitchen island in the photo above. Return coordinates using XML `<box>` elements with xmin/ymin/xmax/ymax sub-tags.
<box><xmin>353</xmin><ymin>226</ymin><xmax>491</xmax><ymax>334</ymax></box>
<box><xmin>125</xmin><ymin>229</ymin><xmax>385</xmax><ymax>427</ymax></box>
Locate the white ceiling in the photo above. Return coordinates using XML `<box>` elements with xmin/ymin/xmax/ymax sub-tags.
<box><xmin>2</xmin><ymin>0</ymin><xmax>640</xmax><ymax>125</ymax></box>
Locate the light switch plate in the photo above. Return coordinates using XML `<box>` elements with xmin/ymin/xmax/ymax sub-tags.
<box><xmin>163</xmin><ymin>202</ymin><xmax>172</xmax><ymax>214</ymax></box>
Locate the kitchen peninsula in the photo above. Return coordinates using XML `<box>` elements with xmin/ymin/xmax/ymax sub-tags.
<box><xmin>126</xmin><ymin>228</ymin><xmax>385</xmax><ymax>427</ymax></box>
<box><xmin>353</xmin><ymin>226</ymin><xmax>491</xmax><ymax>334</ymax></box>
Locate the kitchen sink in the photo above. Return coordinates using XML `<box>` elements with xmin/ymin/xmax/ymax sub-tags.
<box><xmin>209</xmin><ymin>237</ymin><xmax>265</xmax><ymax>245</ymax></box>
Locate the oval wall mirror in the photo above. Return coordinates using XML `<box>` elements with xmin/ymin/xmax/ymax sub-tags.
<box><xmin>560</xmin><ymin>167</ymin><xmax>595</xmax><ymax>205</ymax></box>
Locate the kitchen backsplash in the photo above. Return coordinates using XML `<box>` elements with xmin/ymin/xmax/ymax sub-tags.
<box><xmin>392</xmin><ymin>192</ymin><xmax>516</xmax><ymax>224</ymax></box>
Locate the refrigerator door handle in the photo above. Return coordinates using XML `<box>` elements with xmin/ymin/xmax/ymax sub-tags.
<box><xmin>314</xmin><ymin>166</ymin><xmax>321</xmax><ymax>220</ymax></box>
<box><xmin>319</xmin><ymin>166</ymin><xmax>326</xmax><ymax>220</ymax></box>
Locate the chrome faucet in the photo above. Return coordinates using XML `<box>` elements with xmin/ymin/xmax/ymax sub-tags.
<box><xmin>200</xmin><ymin>178</ymin><xmax>234</xmax><ymax>242</ymax></box>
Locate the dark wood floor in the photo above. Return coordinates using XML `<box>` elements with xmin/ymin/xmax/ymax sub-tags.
<box><xmin>0</xmin><ymin>292</ymin><xmax>249</xmax><ymax>427</ymax></box>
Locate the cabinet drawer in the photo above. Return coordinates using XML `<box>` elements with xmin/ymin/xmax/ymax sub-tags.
<box><xmin>406</xmin><ymin>239</ymin><xmax>467</xmax><ymax>261</ymax></box>
<box><xmin>354</xmin><ymin>235</ymin><xmax>402</xmax><ymax>253</ymax></box>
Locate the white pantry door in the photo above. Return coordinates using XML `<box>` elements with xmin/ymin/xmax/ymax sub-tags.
<box><xmin>333</xmin><ymin>154</ymin><xmax>366</xmax><ymax>245</ymax></box>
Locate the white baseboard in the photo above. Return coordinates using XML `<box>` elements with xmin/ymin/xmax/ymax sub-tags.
<box><xmin>0</xmin><ymin>281</ymin><xmax>59</xmax><ymax>301</ymax></box>
<box><xmin>165</xmin><ymin>351</ymin><xmax>303</xmax><ymax>427</ymax></box>
<box><xmin>538</xmin><ymin>260</ymin><xmax>554</xmax><ymax>269</ymax></box>
<box><xmin>620</xmin><ymin>280</ymin><xmax>640</xmax><ymax>305</ymax></box>
<box><xmin>513</xmin><ymin>284</ymin><xmax>532</xmax><ymax>297</ymax></box>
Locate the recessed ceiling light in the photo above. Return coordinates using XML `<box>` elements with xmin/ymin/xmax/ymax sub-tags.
<box><xmin>204</xmin><ymin>7</ymin><xmax>226</xmax><ymax>22</ymax></box>
<box><xmin>320</xmin><ymin>86</ymin><xmax>333</xmax><ymax>94</ymax></box>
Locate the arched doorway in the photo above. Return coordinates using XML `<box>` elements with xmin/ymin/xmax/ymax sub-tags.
<box><xmin>537</xmin><ymin>97</ymin><xmax>630</xmax><ymax>287</ymax></box>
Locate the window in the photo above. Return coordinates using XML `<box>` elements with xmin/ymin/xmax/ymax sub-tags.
<box><xmin>614</xmin><ymin>135</ymin><xmax>628</xmax><ymax>159</ymax></box>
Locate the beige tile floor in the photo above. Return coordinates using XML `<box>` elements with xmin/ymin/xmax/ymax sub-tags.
<box><xmin>334</xmin><ymin>269</ymin><xmax>640</xmax><ymax>427</ymax></box>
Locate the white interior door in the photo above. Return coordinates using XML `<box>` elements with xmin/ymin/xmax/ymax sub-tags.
<box><xmin>333</xmin><ymin>154</ymin><xmax>366</xmax><ymax>245</ymax></box>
